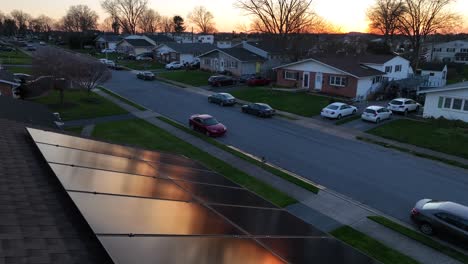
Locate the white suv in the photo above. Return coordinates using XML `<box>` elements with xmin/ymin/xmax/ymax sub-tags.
<box><xmin>388</xmin><ymin>98</ymin><xmax>420</xmax><ymax>114</ymax></box>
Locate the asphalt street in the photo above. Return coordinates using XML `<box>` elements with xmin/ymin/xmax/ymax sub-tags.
<box><xmin>105</xmin><ymin>70</ymin><xmax>468</xmax><ymax>223</ymax></box>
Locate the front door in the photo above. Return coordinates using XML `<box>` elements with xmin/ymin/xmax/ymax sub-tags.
<box><xmin>220</xmin><ymin>59</ymin><xmax>225</xmax><ymax>72</ymax></box>
<box><xmin>315</xmin><ymin>72</ymin><xmax>323</xmax><ymax>91</ymax></box>
<box><xmin>303</xmin><ymin>72</ymin><xmax>310</xmax><ymax>89</ymax></box>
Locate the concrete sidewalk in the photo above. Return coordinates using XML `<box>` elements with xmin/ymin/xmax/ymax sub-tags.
<box><xmin>95</xmin><ymin>88</ymin><xmax>464</xmax><ymax>264</ymax></box>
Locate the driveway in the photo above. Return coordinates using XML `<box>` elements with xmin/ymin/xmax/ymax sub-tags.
<box><xmin>104</xmin><ymin>70</ymin><xmax>468</xmax><ymax>223</ymax></box>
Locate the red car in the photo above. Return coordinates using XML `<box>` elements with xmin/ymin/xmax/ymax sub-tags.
<box><xmin>247</xmin><ymin>76</ymin><xmax>270</xmax><ymax>86</ymax></box>
<box><xmin>189</xmin><ymin>114</ymin><xmax>227</xmax><ymax>137</ymax></box>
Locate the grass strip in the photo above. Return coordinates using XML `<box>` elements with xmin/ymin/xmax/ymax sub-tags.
<box><xmin>93</xmin><ymin>119</ymin><xmax>297</xmax><ymax>207</ymax></box>
<box><xmin>98</xmin><ymin>87</ymin><xmax>146</xmax><ymax>111</ymax></box>
<box><xmin>368</xmin><ymin>216</ymin><xmax>468</xmax><ymax>263</ymax></box>
<box><xmin>64</xmin><ymin>126</ymin><xmax>84</xmax><ymax>134</ymax></box>
<box><xmin>157</xmin><ymin>116</ymin><xmax>320</xmax><ymax>194</ymax></box>
<box><xmin>356</xmin><ymin>136</ymin><xmax>468</xmax><ymax>170</ymax></box>
<box><xmin>335</xmin><ymin>115</ymin><xmax>361</xmax><ymax>125</ymax></box>
<box><xmin>158</xmin><ymin>70</ymin><xmax>213</xmax><ymax>87</ymax></box>
<box><xmin>331</xmin><ymin>226</ymin><xmax>419</xmax><ymax>264</ymax></box>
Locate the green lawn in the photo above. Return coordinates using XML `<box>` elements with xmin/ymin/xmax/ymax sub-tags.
<box><xmin>65</xmin><ymin>126</ymin><xmax>84</xmax><ymax>134</ymax></box>
<box><xmin>4</xmin><ymin>66</ymin><xmax>33</xmax><ymax>74</ymax></box>
<box><xmin>368</xmin><ymin>216</ymin><xmax>468</xmax><ymax>263</ymax></box>
<box><xmin>331</xmin><ymin>226</ymin><xmax>419</xmax><ymax>264</ymax></box>
<box><xmin>231</xmin><ymin>87</ymin><xmax>332</xmax><ymax>116</ymax></box>
<box><xmin>0</xmin><ymin>50</ymin><xmax>32</xmax><ymax>65</ymax></box>
<box><xmin>33</xmin><ymin>90</ymin><xmax>128</xmax><ymax>121</ymax></box>
<box><xmin>92</xmin><ymin>119</ymin><xmax>297</xmax><ymax>207</ymax></box>
<box><xmin>367</xmin><ymin>119</ymin><xmax>468</xmax><ymax>159</ymax></box>
<box><xmin>157</xmin><ymin>116</ymin><xmax>319</xmax><ymax>194</ymax></box>
<box><xmin>120</xmin><ymin>60</ymin><xmax>164</xmax><ymax>70</ymax></box>
<box><xmin>158</xmin><ymin>70</ymin><xmax>212</xmax><ymax>87</ymax></box>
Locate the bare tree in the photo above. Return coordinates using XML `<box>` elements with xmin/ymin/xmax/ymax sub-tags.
<box><xmin>10</xmin><ymin>10</ymin><xmax>31</xmax><ymax>34</ymax></box>
<box><xmin>366</xmin><ymin>0</ymin><xmax>406</xmax><ymax>44</ymax></box>
<box><xmin>398</xmin><ymin>0</ymin><xmax>462</xmax><ymax>67</ymax></box>
<box><xmin>160</xmin><ymin>16</ymin><xmax>174</xmax><ymax>34</ymax></box>
<box><xmin>188</xmin><ymin>6</ymin><xmax>216</xmax><ymax>34</ymax></box>
<box><xmin>29</xmin><ymin>15</ymin><xmax>54</xmax><ymax>33</ymax></box>
<box><xmin>61</xmin><ymin>5</ymin><xmax>98</xmax><ymax>32</ymax></box>
<box><xmin>100</xmin><ymin>17</ymin><xmax>115</xmax><ymax>32</ymax></box>
<box><xmin>101</xmin><ymin>0</ymin><xmax>148</xmax><ymax>34</ymax></box>
<box><xmin>235</xmin><ymin>0</ymin><xmax>315</xmax><ymax>37</ymax></box>
<box><xmin>138</xmin><ymin>9</ymin><xmax>161</xmax><ymax>33</ymax></box>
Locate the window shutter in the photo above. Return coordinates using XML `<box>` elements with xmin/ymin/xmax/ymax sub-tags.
<box><xmin>283</xmin><ymin>70</ymin><xmax>286</xmax><ymax>79</ymax></box>
<box><xmin>438</xmin><ymin>97</ymin><xmax>443</xmax><ymax>108</ymax></box>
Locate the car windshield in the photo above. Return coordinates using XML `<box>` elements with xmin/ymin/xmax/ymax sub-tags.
<box><xmin>203</xmin><ymin>117</ymin><xmax>219</xmax><ymax>126</ymax></box>
<box><xmin>326</xmin><ymin>105</ymin><xmax>339</xmax><ymax>110</ymax></box>
<box><xmin>390</xmin><ymin>100</ymin><xmax>403</xmax><ymax>105</ymax></box>
<box><xmin>221</xmin><ymin>94</ymin><xmax>234</xmax><ymax>99</ymax></box>
<box><xmin>364</xmin><ymin>109</ymin><xmax>377</xmax><ymax>114</ymax></box>
<box><xmin>257</xmin><ymin>104</ymin><xmax>272</xmax><ymax>110</ymax></box>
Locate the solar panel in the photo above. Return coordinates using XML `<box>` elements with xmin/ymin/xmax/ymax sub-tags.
<box><xmin>69</xmin><ymin>192</ymin><xmax>243</xmax><ymax>235</ymax></box>
<box><xmin>27</xmin><ymin>127</ymin><xmax>205</xmax><ymax>170</ymax></box>
<box><xmin>50</xmin><ymin>164</ymin><xmax>192</xmax><ymax>202</ymax></box>
<box><xmin>212</xmin><ymin>205</ymin><xmax>325</xmax><ymax>236</ymax></box>
<box><xmin>174</xmin><ymin>180</ymin><xmax>276</xmax><ymax>208</ymax></box>
<box><xmin>27</xmin><ymin>128</ymin><xmax>379</xmax><ymax>264</ymax></box>
<box><xmin>97</xmin><ymin>236</ymin><xmax>286</xmax><ymax>264</ymax></box>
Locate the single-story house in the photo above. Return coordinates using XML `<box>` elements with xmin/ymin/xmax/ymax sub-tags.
<box><xmin>274</xmin><ymin>55</ymin><xmax>385</xmax><ymax>99</ymax></box>
<box><xmin>0</xmin><ymin>70</ymin><xmax>21</xmax><ymax>98</ymax></box>
<box><xmin>417</xmin><ymin>63</ymin><xmax>447</xmax><ymax>88</ymax></box>
<box><xmin>153</xmin><ymin>43</ymin><xmax>215</xmax><ymax>64</ymax></box>
<box><xmin>95</xmin><ymin>34</ymin><xmax>123</xmax><ymax>50</ymax></box>
<box><xmin>198</xmin><ymin>47</ymin><xmax>265</xmax><ymax>76</ymax></box>
<box><xmin>418</xmin><ymin>81</ymin><xmax>468</xmax><ymax>122</ymax></box>
<box><xmin>116</xmin><ymin>39</ymin><xmax>154</xmax><ymax>56</ymax></box>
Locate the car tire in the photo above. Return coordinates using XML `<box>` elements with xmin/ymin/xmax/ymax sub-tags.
<box><xmin>220</xmin><ymin>102</ymin><xmax>224</xmax><ymax>106</ymax></box>
<box><xmin>205</xmin><ymin>131</ymin><xmax>211</xmax><ymax>137</ymax></box>
<box><xmin>208</xmin><ymin>98</ymin><xmax>212</xmax><ymax>103</ymax></box>
<box><xmin>415</xmin><ymin>106</ymin><xmax>420</xmax><ymax>112</ymax></box>
<box><xmin>376</xmin><ymin>118</ymin><xmax>381</xmax><ymax>123</ymax></box>
<box><xmin>337</xmin><ymin>114</ymin><xmax>342</xmax><ymax>120</ymax></box>
<box><xmin>420</xmin><ymin>223</ymin><xmax>433</xmax><ymax>235</ymax></box>
<box><xmin>404</xmin><ymin>109</ymin><xmax>408</xmax><ymax>116</ymax></box>
<box><xmin>242</xmin><ymin>108</ymin><xmax>246</xmax><ymax>113</ymax></box>
<box><xmin>352</xmin><ymin>109</ymin><xmax>357</xmax><ymax>115</ymax></box>
<box><xmin>189</xmin><ymin>123</ymin><xmax>194</xmax><ymax>130</ymax></box>
<box><xmin>389</xmin><ymin>113</ymin><xmax>393</xmax><ymax>120</ymax></box>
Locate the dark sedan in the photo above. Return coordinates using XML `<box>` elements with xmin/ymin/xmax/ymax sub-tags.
<box><xmin>189</xmin><ymin>114</ymin><xmax>227</xmax><ymax>137</ymax></box>
<box><xmin>247</xmin><ymin>76</ymin><xmax>270</xmax><ymax>86</ymax></box>
<box><xmin>208</xmin><ymin>75</ymin><xmax>236</xmax><ymax>87</ymax></box>
<box><xmin>208</xmin><ymin>93</ymin><xmax>237</xmax><ymax>106</ymax></box>
<box><xmin>411</xmin><ymin>199</ymin><xmax>468</xmax><ymax>243</ymax></box>
<box><xmin>137</xmin><ymin>71</ymin><xmax>155</xmax><ymax>80</ymax></box>
<box><xmin>241</xmin><ymin>103</ymin><xmax>276</xmax><ymax>117</ymax></box>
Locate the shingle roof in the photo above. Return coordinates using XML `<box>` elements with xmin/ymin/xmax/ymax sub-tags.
<box><xmin>420</xmin><ymin>63</ymin><xmax>447</xmax><ymax>71</ymax></box>
<box><xmin>358</xmin><ymin>54</ymin><xmax>400</xmax><ymax>64</ymax></box>
<box><xmin>0</xmin><ymin>69</ymin><xmax>18</xmax><ymax>84</ymax></box>
<box><xmin>199</xmin><ymin>48</ymin><xmax>265</xmax><ymax>62</ymax></box>
<box><xmin>162</xmin><ymin>43</ymin><xmax>215</xmax><ymax>54</ymax></box>
<box><xmin>246</xmin><ymin>41</ymin><xmax>286</xmax><ymax>54</ymax></box>
<box><xmin>311</xmin><ymin>55</ymin><xmax>385</xmax><ymax>77</ymax></box>
<box><xmin>0</xmin><ymin>118</ymin><xmax>112</xmax><ymax>264</ymax></box>
<box><xmin>144</xmin><ymin>34</ymin><xmax>174</xmax><ymax>43</ymax></box>
<box><xmin>97</xmin><ymin>34</ymin><xmax>122</xmax><ymax>42</ymax></box>
<box><xmin>0</xmin><ymin>97</ymin><xmax>59</xmax><ymax>128</ymax></box>
<box><xmin>123</xmin><ymin>39</ymin><xmax>154</xmax><ymax>47</ymax></box>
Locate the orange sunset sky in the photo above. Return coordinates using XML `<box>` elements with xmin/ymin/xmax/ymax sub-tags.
<box><xmin>2</xmin><ymin>0</ymin><xmax>467</xmax><ymax>33</ymax></box>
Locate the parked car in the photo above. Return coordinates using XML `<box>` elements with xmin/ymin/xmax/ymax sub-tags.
<box><xmin>208</xmin><ymin>75</ymin><xmax>236</xmax><ymax>87</ymax></box>
<box><xmin>165</xmin><ymin>61</ymin><xmax>184</xmax><ymax>70</ymax></box>
<box><xmin>39</xmin><ymin>41</ymin><xmax>46</xmax><ymax>46</ymax></box>
<box><xmin>247</xmin><ymin>76</ymin><xmax>271</xmax><ymax>86</ymax></box>
<box><xmin>411</xmin><ymin>199</ymin><xmax>468</xmax><ymax>242</ymax></box>
<box><xmin>321</xmin><ymin>102</ymin><xmax>357</xmax><ymax>119</ymax></box>
<box><xmin>26</xmin><ymin>45</ymin><xmax>36</xmax><ymax>51</ymax></box>
<box><xmin>361</xmin><ymin>106</ymin><xmax>392</xmax><ymax>123</ymax></box>
<box><xmin>137</xmin><ymin>71</ymin><xmax>155</xmax><ymax>80</ymax></box>
<box><xmin>387</xmin><ymin>98</ymin><xmax>421</xmax><ymax>115</ymax></box>
<box><xmin>101</xmin><ymin>48</ymin><xmax>115</xmax><ymax>53</ymax></box>
<box><xmin>188</xmin><ymin>59</ymin><xmax>200</xmax><ymax>69</ymax></box>
<box><xmin>208</xmin><ymin>93</ymin><xmax>236</xmax><ymax>106</ymax></box>
<box><xmin>0</xmin><ymin>46</ymin><xmax>15</xmax><ymax>52</ymax></box>
<box><xmin>99</xmin><ymin>58</ymin><xmax>116</xmax><ymax>68</ymax></box>
<box><xmin>242</xmin><ymin>103</ymin><xmax>276</xmax><ymax>117</ymax></box>
<box><xmin>238</xmin><ymin>74</ymin><xmax>256</xmax><ymax>83</ymax></box>
<box><xmin>189</xmin><ymin>114</ymin><xmax>227</xmax><ymax>137</ymax></box>
<box><xmin>136</xmin><ymin>54</ymin><xmax>153</xmax><ymax>61</ymax></box>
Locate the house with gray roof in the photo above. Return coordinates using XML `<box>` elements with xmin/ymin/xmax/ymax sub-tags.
<box><xmin>95</xmin><ymin>34</ymin><xmax>123</xmax><ymax>50</ymax></box>
<box><xmin>198</xmin><ymin>47</ymin><xmax>266</xmax><ymax>76</ymax></box>
<box><xmin>153</xmin><ymin>43</ymin><xmax>215</xmax><ymax>64</ymax></box>
<box><xmin>116</xmin><ymin>38</ymin><xmax>155</xmax><ymax>56</ymax></box>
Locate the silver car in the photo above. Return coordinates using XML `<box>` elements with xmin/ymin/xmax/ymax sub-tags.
<box><xmin>411</xmin><ymin>199</ymin><xmax>468</xmax><ymax>242</ymax></box>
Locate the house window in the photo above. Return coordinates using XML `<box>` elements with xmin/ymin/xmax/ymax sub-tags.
<box><xmin>446</xmin><ymin>48</ymin><xmax>455</xmax><ymax>52</ymax></box>
<box><xmin>329</xmin><ymin>76</ymin><xmax>347</xmax><ymax>87</ymax></box>
<box><xmin>461</xmin><ymin>48</ymin><xmax>468</xmax><ymax>53</ymax></box>
<box><xmin>438</xmin><ymin>97</ymin><xmax>444</xmax><ymax>108</ymax></box>
<box><xmin>464</xmin><ymin>100</ymin><xmax>468</xmax><ymax>111</ymax></box>
<box><xmin>442</xmin><ymin>71</ymin><xmax>446</xmax><ymax>79</ymax></box>
<box><xmin>204</xmin><ymin>59</ymin><xmax>210</xmax><ymax>65</ymax></box>
<box><xmin>443</xmin><ymin>97</ymin><xmax>452</xmax><ymax>109</ymax></box>
<box><xmin>395</xmin><ymin>65</ymin><xmax>402</xmax><ymax>72</ymax></box>
<box><xmin>452</xmin><ymin>99</ymin><xmax>462</xmax><ymax>110</ymax></box>
<box><xmin>284</xmin><ymin>71</ymin><xmax>298</xmax><ymax>80</ymax></box>
<box><xmin>433</xmin><ymin>48</ymin><xmax>442</xmax><ymax>52</ymax></box>
<box><xmin>385</xmin><ymin>66</ymin><xmax>392</xmax><ymax>73</ymax></box>
<box><xmin>429</xmin><ymin>72</ymin><xmax>435</xmax><ymax>76</ymax></box>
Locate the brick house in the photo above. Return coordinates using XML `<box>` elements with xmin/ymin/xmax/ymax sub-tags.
<box><xmin>0</xmin><ymin>70</ymin><xmax>20</xmax><ymax>98</ymax></box>
<box><xmin>274</xmin><ymin>55</ymin><xmax>390</xmax><ymax>99</ymax></box>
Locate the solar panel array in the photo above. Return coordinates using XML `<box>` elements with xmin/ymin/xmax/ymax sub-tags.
<box><xmin>27</xmin><ymin>127</ymin><xmax>378</xmax><ymax>264</ymax></box>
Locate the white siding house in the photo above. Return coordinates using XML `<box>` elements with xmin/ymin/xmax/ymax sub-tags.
<box><xmin>362</xmin><ymin>56</ymin><xmax>412</xmax><ymax>81</ymax></box>
<box><xmin>418</xmin><ymin>64</ymin><xmax>447</xmax><ymax>88</ymax></box>
<box><xmin>418</xmin><ymin>82</ymin><xmax>468</xmax><ymax>122</ymax></box>
<box><xmin>422</xmin><ymin>40</ymin><xmax>468</xmax><ymax>64</ymax></box>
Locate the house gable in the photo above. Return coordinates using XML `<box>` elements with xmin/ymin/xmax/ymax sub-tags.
<box><xmin>279</xmin><ymin>60</ymin><xmax>353</xmax><ymax>77</ymax></box>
